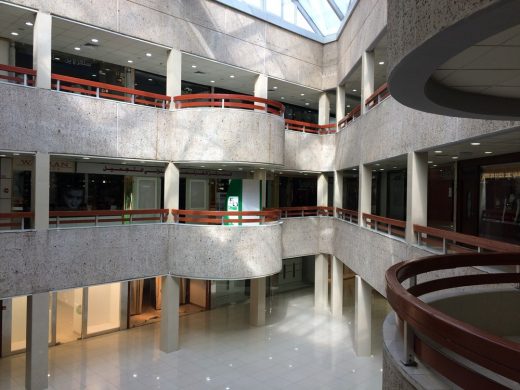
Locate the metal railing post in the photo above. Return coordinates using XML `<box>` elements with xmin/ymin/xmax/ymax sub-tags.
<box><xmin>131</xmin><ymin>94</ymin><xmax>135</xmax><ymax>104</ymax></box>
<box><xmin>96</xmin><ymin>87</ymin><xmax>100</xmax><ymax>98</ymax></box>
<box><xmin>442</xmin><ymin>238</ymin><xmax>447</xmax><ymax>254</ymax></box>
<box><xmin>374</xmin><ymin>220</ymin><xmax>378</xmax><ymax>232</ymax></box>
<box><xmin>56</xmin><ymin>80</ymin><xmax>61</xmax><ymax>91</ymax></box>
<box><xmin>129</xmin><ymin>213</ymin><xmax>133</xmax><ymax>224</ymax></box>
<box><xmin>95</xmin><ymin>215</ymin><xmax>99</xmax><ymax>227</ymax></box>
<box><xmin>56</xmin><ymin>216</ymin><xmax>60</xmax><ymax>228</ymax></box>
<box><xmin>402</xmin><ymin>275</ymin><xmax>417</xmax><ymax>366</ymax></box>
<box><xmin>221</xmin><ymin>99</ymin><xmax>225</xmax><ymax>108</ymax></box>
<box><xmin>23</xmin><ymin>74</ymin><xmax>28</xmax><ymax>86</ymax></box>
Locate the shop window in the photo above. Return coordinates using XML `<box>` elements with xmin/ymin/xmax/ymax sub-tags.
<box><xmin>87</xmin><ymin>283</ymin><xmax>121</xmax><ymax>335</ymax></box>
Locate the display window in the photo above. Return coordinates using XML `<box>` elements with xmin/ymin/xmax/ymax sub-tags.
<box><xmin>87</xmin><ymin>283</ymin><xmax>121</xmax><ymax>335</ymax></box>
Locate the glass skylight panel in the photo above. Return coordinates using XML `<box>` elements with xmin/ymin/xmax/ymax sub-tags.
<box><xmin>298</xmin><ymin>0</ymin><xmax>340</xmax><ymax>36</ymax></box>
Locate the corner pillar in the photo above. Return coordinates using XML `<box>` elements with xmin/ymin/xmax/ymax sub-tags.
<box><xmin>361</xmin><ymin>50</ymin><xmax>375</xmax><ymax>114</ymax></box>
<box><xmin>314</xmin><ymin>254</ymin><xmax>329</xmax><ymax>311</ymax></box>
<box><xmin>405</xmin><ymin>152</ymin><xmax>428</xmax><ymax>243</ymax></box>
<box><xmin>359</xmin><ymin>164</ymin><xmax>372</xmax><ymax>227</ymax></box>
<box><xmin>160</xmin><ymin>275</ymin><xmax>180</xmax><ymax>353</ymax></box>
<box><xmin>25</xmin><ymin>293</ymin><xmax>49</xmax><ymax>390</ymax></box>
<box><xmin>33</xmin><ymin>12</ymin><xmax>52</xmax><ymax>89</ymax></box>
<box><xmin>167</xmin><ymin>49</ymin><xmax>182</xmax><ymax>101</ymax></box>
<box><xmin>318</xmin><ymin>92</ymin><xmax>330</xmax><ymax>125</ymax></box>
<box><xmin>336</xmin><ymin>85</ymin><xmax>346</xmax><ymax>122</ymax></box>
<box><xmin>331</xmin><ymin>256</ymin><xmax>343</xmax><ymax>318</ymax></box>
<box><xmin>354</xmin><ymin>275</ymin><xmax>372</xmax><ymax>356</ymax></box>
<box><xmin>32</xmin><ymin>152</ymin><xmax>49</xmax><ymax>230</ymax></box>
<box><xmin>250</xmin><ymin>277</ymin><xmax>266</xmax><ymax>326</ymax></box>
<box><xmin>164</xmin><ymin>162</ymin><xmax>179</xmax><ymax>221</ymax></box>
<box><xmin>317</xmin><ymin>173</ymin><xmax>328</xmax><ymax>206</ymax></box>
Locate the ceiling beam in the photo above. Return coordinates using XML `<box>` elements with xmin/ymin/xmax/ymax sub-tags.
<box><xmin>326</xmin><ymin>0</ymin><xmax>344</xmax><ymax>19</ymax></box>
<box><xmin>293</xmin><ymin>0</ymin><xmax>323</xmax><ymax>36</ymax></box>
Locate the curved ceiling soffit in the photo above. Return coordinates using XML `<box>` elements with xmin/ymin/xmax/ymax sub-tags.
<box><xmin>388</xmin><ymin>1</ymin><xmax>520</xmax><ymax>120</ymax></box>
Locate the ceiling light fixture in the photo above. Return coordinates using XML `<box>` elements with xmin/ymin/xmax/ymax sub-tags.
<box><xmin>434</xmin><ymin>150</ymin><xmax>442</xmax><ymax>154</ymax></box>
<box><xmin>148</xmin><ymin>78</ymin><xmax>153</xmax><ymax>81</ymax></box>
<box><xmin>10</xmin><ymin>32</ymin><xmax>19</xmax><ymax>36</ymax></box>
<box><xmin>347</xmin><ymin>104</ymin><xmax>350</xmax><ymax>107</ymax></box>
<box><xmin>281</xmin><ymin>97</ymin><xmax>285</xmax><ymax>99</ymax></box>
<box><xmin>210</xmin><ymin>80</ymin><xmax>215</xmax><ymax>83</ymax></box>
<box><xmin>12</xmin><ymin>153</ymin><xmax>19</xmax><ymax>156</ymax></box>
<box><xmin>91</xmin><ymin>74</ymin><xmax>96</xmax><ymax>77</ymax></box>
<box><xmin>54</xmin><ymin>57</ymin><xmax>60</xmax><ymax>61</ymax></box>
<box><xmin>352</xmin><ymin>89</ymin><xmax>357</xmax><ymax>92</ymax></box>
<box><xmin>74</xmin><ymin>47</ymin><xmax>81</xmax><ymax>51</ymax></box>
<box><xmin>273</xmin><ymin>86</ymin><xmax>278</xmax><ymax>90</ymax></box>
<box><xmin>378</xmin><ymin>61</ymin><xmax>385</xmax><ymax>65</ymax></box>
<box><xmin>91</xmin><ymin>38</ymin><xmax>98</xmax><ymax>43</ymax></box>
<box><xmin>82</xmin><ymin>157</ymin><xmax>91</xmax><ymax>160</ymax></box>
<box><xmin>470</xmin><ymin>142</ymin><xmax>480</xmax><ymax>146</ymax></box>
<box><xmin>452</xmin><ymin>156</ymin><xmax>458</xmax><ymax>159</ymax></box>
<box><xmin>218</xmin><ymin>168</ymin><xmax>223</xmax><ymax>171</ymax></box>
<box><xmin>127</xmin><ymin>60</ymin><xmax>133</xmax><ymax>63</ymax></box>
<box><xmin>484</xmin><ymin>151</ymin><xmax>493</xmax><ymax>154</ymax></box>
<box><xmin>146</xmin><ymin>53</ymin><xmax>152</xmax><ymax>57</ymax></box>
<box><xmin>191</xmin><ymin>65</ymin><xmax>197</xmax><ymax>68</ymax></box>
<box><xmin>25</xmin><ymin>21</ymin><xmax>33</xmax><ymax>26</ymax></box>
<box><xmin>229</xmin><ymin>75</ymin><xmax>235</xmax><ymax>78</ymax></box>
<box><xmin>300</xmin><ymin>93</ymin><xmax>305</xmax><ymax>96</ymax></box>
<box><xmin>305</xmin><ymin>103</ymin><xmax>309</xmax><ymax>106</ymax></box>
<box><xmin>428</xmin><ymin>161</ymin><xmax>433</xmax><ymax>164</ymax></box>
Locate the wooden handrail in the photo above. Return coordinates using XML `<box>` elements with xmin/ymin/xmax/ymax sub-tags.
<box><xmin>0</xmin><ymin>64</ymin><xmax>36</xmax><ymax>87</ymax></box>
<box><xmin>284</xmin><ymin>119</ymin><xmax>337</xmax><ymax>134</ymax></box>
<box><xmin>173</xmin><ymin>93</ymin><xmax>285</xmax><ymax>116</ymax></box>
<box><xmin>51</xmin><ymin>73</ymin><xmax>172</xmax><ymax>109</ymax></box>
<box><xmin>386</xmin><ymin>253</ymin><xmax>520</xmax><ymax>386</ymax></box>
<box><xmin>362</xmin><ymin>212</ymin><xmax>406</xmax><ymax>238</ymax></box>
<box><xmin>364</xmin><ymin>82</ymin><xmax>389</xmax><ymax>110</ymax></box>
<box><xmin>270</xmin><ymin>206</ymin><xmax>334</xmax><ymax>218</ymax></box>
<box><xmin>338</xmin><ymin>104</ymin><xmax>362</xmax><ymax>129</ymax></box>
<box><xmin>171</xmin><ymin>209</ymin><xmax>280</xmax><ymax>225</ymax></box>
<box><xmin>0</xmin><ymin>64</ymin><xmax>37</xmax><ymax>75</ymax></box>
<box><xmin>336</xmin><ymin>207</ymin><xmax>359</xmax><ymax>223</ymax></box>
<box><xmin>0</xmin><ymin>212</ymin><xmax>34</xmax><ymax>229</ymax></box>
<box><xmin>49</xmin><ymin>209</ymin><xmax>169</xmax><ymax>226</ymax></box>
<box><xmin>414</xmin><ymin>224</ymin><xmax>520</xmax><ymax>253</ymax></box>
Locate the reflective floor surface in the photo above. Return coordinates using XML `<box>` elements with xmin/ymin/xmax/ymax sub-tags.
<box><xmin>0</xmin><ymin>284</ymin><xmax>390</xmax><ymax>389</ymax></box>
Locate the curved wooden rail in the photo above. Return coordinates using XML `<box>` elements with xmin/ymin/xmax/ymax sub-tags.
<box><xmin>171</xmin><ymin>209</ymin><xmax>280</xmax><ymax>225</ymax></box>
<box><xmin>338</xmin><ymin>104</ymin><xmax>361</xmax><ymax>129</ymax></box>
<box><xmin>269</xmin><ymin>206</ymin><xmax>334</xmax><ymax>218</ymax></box>
<box><xmin>414</xmin><ymin>224</ymin><xmax>520</xmax><ymax>254</ymax></box>
<box><xmin>386</xmin><ymin>252</ymin><xmax>520</xmax><ymax>388</ymax></box>
<box><xmin>336</xmin><ymin>207</ymin><xmax>359</xmax><ymax>224</ymax></box>
<box><xmin>0</xmin><ymin>64</ymin><xmax>36</xmax><ymax>86</ymax></box>
<box><xmin>49</xmin><ymin>209</ymin><xmax>169</xmax><ymax>227</ymax></box>
<box><xmin>362</xmin><ymin>212</ymin><xmax>406</xmax><ymax>238</ymax></box>
<box><xmin>285</xmin><ymin>119</ymin><xmax>337</xmax><ymax>134</ymax></box>
<box><xmin>365</xmin><ymin>82</ymin><xmax>389</xmax><ymax>111</ymax></box>
<box><xmin>0</xmin><ymin>212</ymin><xmax>35</xmax><ymax>229</ymax></box>
<box><xmin>51</xmin><ymin>73</ymin><xmax>171</xmax><ymax>109</ymax></box>
<box><xmin>173</xmin><ymin>93</ymin><xmax>285</xmax><ymax>116</ymax></box>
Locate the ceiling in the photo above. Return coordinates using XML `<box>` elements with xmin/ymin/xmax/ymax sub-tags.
<box><xmin>432</xmin><ymin>24</ymin><xmax>520</xmax><ymax>99</ymax></box>
<box><xmin>0</xmin><ymin>3</ymin><xmax>35</xmax><ymax>44</ymax></box>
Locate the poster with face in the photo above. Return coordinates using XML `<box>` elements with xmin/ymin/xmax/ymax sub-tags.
<box><xmin>61</xmin><ymin>187</ymin><xmax>85</xmax><ymax>210</ymax></box>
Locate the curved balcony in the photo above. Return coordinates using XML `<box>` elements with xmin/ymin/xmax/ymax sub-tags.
<box><xmin>385</xmin><ymin>252</ymin><xmax>520</xmax><ymax>388</ymax></box>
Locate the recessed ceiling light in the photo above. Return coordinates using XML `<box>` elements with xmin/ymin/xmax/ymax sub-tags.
<box><xmin>127</xmin><ymin>60</ymin><xmax>133</xmax><ymax>63</ymax></box>
<box><xmin>347</xmin><ymin>104</ymin><xmax>350</xmax><ymax>107</ymax></box>
<box><xmin>91</xmin><ymin>74</ymin><xmax>96</xmax><ymax>77</ymax></box>
<box><xmin>191</xmin><ymin>65</ymin><xmax>197</xmax><ymax>68</ymax></box>
<box><xmin>300</xmin><ymin>93</ymin><xmax>305</xmax><ymax>96</ymax></box>
<box><xmin>91</xmin><ymin>38</ymin><xmax>98</xmax><ymax>43</ymax></box>
<box><xmin>352</xmin><ymin>168</ymin><xmax>357</xmax><ymax>171</ymax></box>
<box><xmin>54</xmin><ymin>57</ymin><xmax>60</xmax><ymax>61</ymax></box>
<box><xmin>379</xmin><ymin>168</ymin><xmax>384</xmax><ymax>171</ymax></box>
<box><xmin>305</xmin><ymin>103</ymin><xmax>309</xmax><ymax>106</ymax></box>
<box><xmin>148</xmin><ymin>78</ymin><xmax>153</xmax><ymax>81</ymax></box>
<box><xmin>74</xmin><ymin>47</ymin><xmax>81</xmax><ymax>51</ymax></box>
<box><xmin>13</xmin><ymin>153</ymin><xmax>19</xmax><ymax>156</ymax></box>
<box><xmin>200</xmin><ymin>165</ymin><xmax>205</xmax><ymax>168</ymax></box>
<box><xmin>470</xmin><ymin>142</ymin><xmax>480</xmax><ymax>146</ymax></box>
<box><xmin>393</xmin><ymin>166</ymin><xmax>397</xmax><ymax>169</ymax></box>
<box><xmin>434</xmin><ymin>150</ymin><xmax>442</xmax><ymax>154</ymax></box>
<box><xmin>210</xmin><ymin>80</ymin><xmax>215</xmax><ymax>83</ymax></box>
<box><xmin>25</xmin><ymin>21</ymin><xmax>33</xmax><ymax>26</ymax></box>
<box><xmin>428</xmin><ymin>161</ymin><xmax>433</xmax><ymax>164</ymax></box>
<box><xmin>0</xmin><ymin>155</ymin><xmax>6</xmax><ymax>157</ymax></box>
<box><xmin>281</xmin><ymin>97</ymin><xmax>285</xmax><ymax>99</ymax></box>
<box><xmin>352</xmin><ymin>89</ymin><xmax>357</xmax><ymax>92</ymax></box>
<box><xmin>433</xmin><ymin>164</ymin><xmax>438</xmax><ymax>167</ymax></box>
<box><xmin>452</xmin><ymin>156</ymin><xmax>458</xmax><ymax>159</ymax></box>
<box><xmin>260</xmin><ymin>167</ymin><xmax>265</xmax><ymax>170</ymax></box>
<box><xmin>218</xmin><ymin>168</ymin><xmax>223</xmax><ymax>171</ymax></box>
<box><xmin>146</xmin><ymin>53</ymin><xmax>152</xmax><ymax>57</ymax></box>
<box><xmin>378</xmin><ymin>61</ymin><xmax>385</xmax><ymax>65</ymax></box>
<box><xmin>273</xmin><ymin>86</ymin><xmax>278</xmax><ymax>90</ymax></box>
<box><xmin>484</xmin><ymin>151</ymin><xmax>493</xmax><ymax>154</ymax></box>
<box><xmin>375</xmin><ymin>163</ymin><xmax>380</xmax><ymax>166</ymax></box>
<box><xmin>82</xmin><ymin>157</ymin><xmax>90</xmax><ymax>160</ymax></box>
<box><xmin>11</xmin><ymin>32</ymin><xmax>19</xmax><ymax>36</ymax></box>
<box><xmin>229</xmin><ymin>75</ymin><xmax>235</xmax><ymax>78</ymax></box>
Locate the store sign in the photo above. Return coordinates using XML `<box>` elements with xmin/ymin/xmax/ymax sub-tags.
<box><xmin>77</xmin><ymin>163</ymin><xmax>164</xmax><ymax>176</ymax></box>
<box><xmin>12</xmin><ymin>158</ymin><xmax>33</xmax><ymax>171</ymax></box>
<box><xmin>227</xmin><ymin>196</ymin><xmax>239</xmax><ymax>212</ymax></box>
<box><xmin>50</xmin><ymin>160</ymin><xmax>75</xmax><ymax>173</ymax></box>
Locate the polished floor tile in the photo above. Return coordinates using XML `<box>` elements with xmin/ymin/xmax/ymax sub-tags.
<box><xmin>0</xmin><ymin>285</ymin><xmax>390</xmax><ymax>389</ymax></box>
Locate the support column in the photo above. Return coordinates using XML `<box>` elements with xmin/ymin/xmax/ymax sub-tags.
<box><xmin>166</xmin><ymin>49</ymin><xmax>182</xmax><ymax>100</ymax></box>
<box><xmin>32</xmin><ymin>152</ymin><xmax>49</xmax><ymax>230</ymax></box>
<box><xmin>354</xmin><ymin>275</ymin><xmax>372</xmax><ymax>356</ymax></box>
<box><xmin>405</xmin><ymin>152</ymin><xmax>428</xmax><ymax>243</ymax></box>
<box><xmin>160</xmin><ymin>275</ymin><xmax>180</xmax><ymax>353</ymax></box>
<box><xmin>359</xmin><ymin>164</ymin><xmax>372</xmax><ymax>227</ymax></box>
<box><xmin>333</xmin><ymin>170</ymin><xmax>343</xmax><ymax>210</ymax></box>
<box><xmin>33</xmin><ymin>12</ymin><xmax>52</xmax><ymax>89</ymax></box>
<box><xmin>314</xmin><ymin>253</ymin><xmax>328</xmax><ymax>311</ymax></box>
<box><xmin>273</xmin><ymin>174</ymin><xmax>280</xmax><ymax>208</ymax></box>
<box><xmin>318</xmin><ymin>92</ymin><xmax>330</xmax><ymax>125</ymax></box>
<box><xmin>0</xmin><ymin>38</ymin><xmax>10</xmax><ymax>79</ymax></box>
<box><xmin>361</xmin><ymin>50</ymin><xmax>375</xmax><ymax>114</ymax></box>
<box><xmin>331</xmin><ymin>256</ymin><xmax>343</xmax><ymax>318</ymax></box>
<box><xmin>164</xmin><ymin>162</ymin><xmax>179</xmax><ymax>221</ymax></box>
<box><xmin>254</xmin><ymin>73</ymin><xmax>268</xmax><ymax>112</ymax></box>
<box><xmin>253</xmin><ymin>170</ymin><xmax>267</xmax><ymax>209</ymax></box>
<box><xmin>25</xmin><ymin>293</ymin><xmax>49</xmax><ymax>390</ymax></box>
<box><xmin>317</xmin><ymin>173</ymin><xmax>328</xmax><ymax>206</ymax></box>
<box><xmin>249</xmin><ymin>277</ymin><xmax>266</xmax><ymax>326</ymax></box>
<box><xmin>336</xmin><ymin>85</ymin><xmax>346</xmax><ymax>122</ymax></box>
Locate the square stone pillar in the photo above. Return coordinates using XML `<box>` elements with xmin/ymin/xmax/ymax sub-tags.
<box><xmin>31</xmin><ymin>152</ymin><xmax>49</xmax><ymax>230</ymax></box>
<box><xmin>358</xmin><ymin>164</ymin><xmax>372</xmax><ymax>227</ymax></box>
<box><xmin>405</xmin><ymin>152</ymin><xmax>428</xmax><ymax>243</ymax></box>
<box><xmin>250</xmin><ymin>277</ymin><xmax>266</xmax><ymax>326</ymax></box>
<box><xmin>160</xmin><ymin>275</ymin><xmax>180</xmax><ymax>353</ymax></box>
<box><xmin>361</xmin><ymin>50</ymin><xmax>375</xmax><ymax>114</ymax></box>
<box><xmin>336</xmin><ymin>85</ymin><xmax>346</xmax><ymax>122</ymax></box>
<box><xmin>318</xmin><ymin>92</ymin><xmax>330</xmax><ymax>125</ymax></box>
<box><xmin>331</xmin><ymin>256</ymin><xmax>343</xmax><ymax>318</ymax></box>
<box><xmin>254</xmin><ymin>74</ymin><xmax>268</xmax><ymax>112</ymax></box>
<box><xmin>25</xmin><ymin>293</ymin><xmax>49</xmax><ymax>390</ymax></box>
<box><xmin>167</xmin><ymin>49</ymin><xmax>182</xmax><ymax>100</ymax></box>
<box><xmin>164</xmin><ymin>162</ymin><xmax>179</xmax><ymax>221</ymax></box>
<box><xmin>354</xmin><ymin>275</ymin><xmax>372</xmax><ymax>356</ymax></box>
<box><xmin>33</xmin><ymin>12</ymin><xmax>52</xmax><ymax>89</ymax></box>
<box><xmin>317</xmin><ymin>173</ymin><xmax>328</xmax><ymax>206</ymax></box>
<box><xmin>314</xmin><ymin>253</ymin><xmax>329</xmax><ymax>311</ymax></box>
<box><xmin>333</xmin><ymin>170</ymin><xmax>343</xmax><ymax>210</ymax></box>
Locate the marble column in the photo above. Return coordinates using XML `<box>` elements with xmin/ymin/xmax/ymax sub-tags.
<box><xmin>354</xmin><ymin>275</ymin><xmax>372</xmax><ymax>356</ymax></box>
<box><xmin>160</xmin><ymin>275</ymin><xmax>180</xmax><ymax>353</ymax></box>
<box><xmin>164</xmin><ymin>162</ymin><xmax>180</xmax><ymax>221</ymax></box>
<box><xmin>405</xmin><ymin>152</ymin><xmax>428</xmax><ymax>243</ymax></box>
<box><xmin>361</xmin><ymin>50</ymin><xmax>375</xmax><ymax>114</ymax></box>
<box><xmin>25</xmin><ymin>293</ymin><xmax>49</xmax><ymax>390</ymax></box>
<box><xmin>331</xmin><ymin>256</ymin><xmax>343</xmax><ymax>318</ymax></box>
<box><xmin>250</xmin><ymin>277</ymin><xmax>266</xmax><ymax>326</ymax></box>
<box><xmin>314</xmin><ymin>253</ymin><xmax>329</xmax><ymax>311</ymax></box>
<box><xmin>359</xmin><ymin>164</ymin><xmax>372</xmax><ymax>227</ymax></box>
<box><xmin>33</xmin><ymin>12</ymin><xmax>52</xmax><ymax>89</ymax></box>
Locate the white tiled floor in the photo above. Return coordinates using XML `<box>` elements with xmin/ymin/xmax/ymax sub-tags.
<box><xmin>0</xmin><ymin>285</ymin><xmax>390</xmax><ymax>390</ymax></box>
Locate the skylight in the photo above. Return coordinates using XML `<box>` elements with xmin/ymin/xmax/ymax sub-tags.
<box><xmin>217</xmin><ymin>0</ymin><xmax>358</xmax><ymax>42</ymax></box>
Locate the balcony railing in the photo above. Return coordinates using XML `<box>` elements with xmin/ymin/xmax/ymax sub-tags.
<box><xmin>337</xmin><ymin>104</ymin><xmax>361</xmax><ymax>130</ymax></box>
<box><xmin>336</xmin><ymin>207</ymin><xmax>358</xmax><ymax>224</ymax></box>
<box><xmin>52</xmin><ymin>74</ymin><xmax>172</xmax><ymax>109</ymax></box>
<box><xmin>171</xmin><ymin>209</ymin><xmax>280</xmax><ymax>225</ymax></box>
<box><xmin>365</xmin><ymin>82</ymin><xmax>389</xmax><ymax>111</ymax></box>
<box><xmin>173</xmin><ymin>94</ymin><xmax>285</xmax><ymax>116</ymax></box>
<box><xmin>0</xmin><ymin>64</ymin><xmax>36</xmax><ymax>86</ymax></box>
<box><xmin>0</xmin><ymin>212</ymin><xmax>34</xmax><ymax>229</ymax></box>
<box><xmin>48</xmin><ymin>209</ymin><xmax>170</xmax><ymax>227</ymax></box>
<box><xmin>363</xmin><ymin>213</ymin><xmax>406</xmax><ymax>239</ymax></box>
<box><xmin>386</xmin><ymin>252</ymin><xmax>520</xmax><ymax>388</ymax></box>
<box><xmin>270</xmin><ymin>206</ymin><xmax>334</xmax><ymax>218</ymax></box>
<box><xmin>284</xmin><ymin>119</ymin><xmax>336</xmax><ymax>134</ymax></box>
<box><xmin>414</xmin><ymin>224</ymin><xmax>520</xmax><ymax>253</ymax></box>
